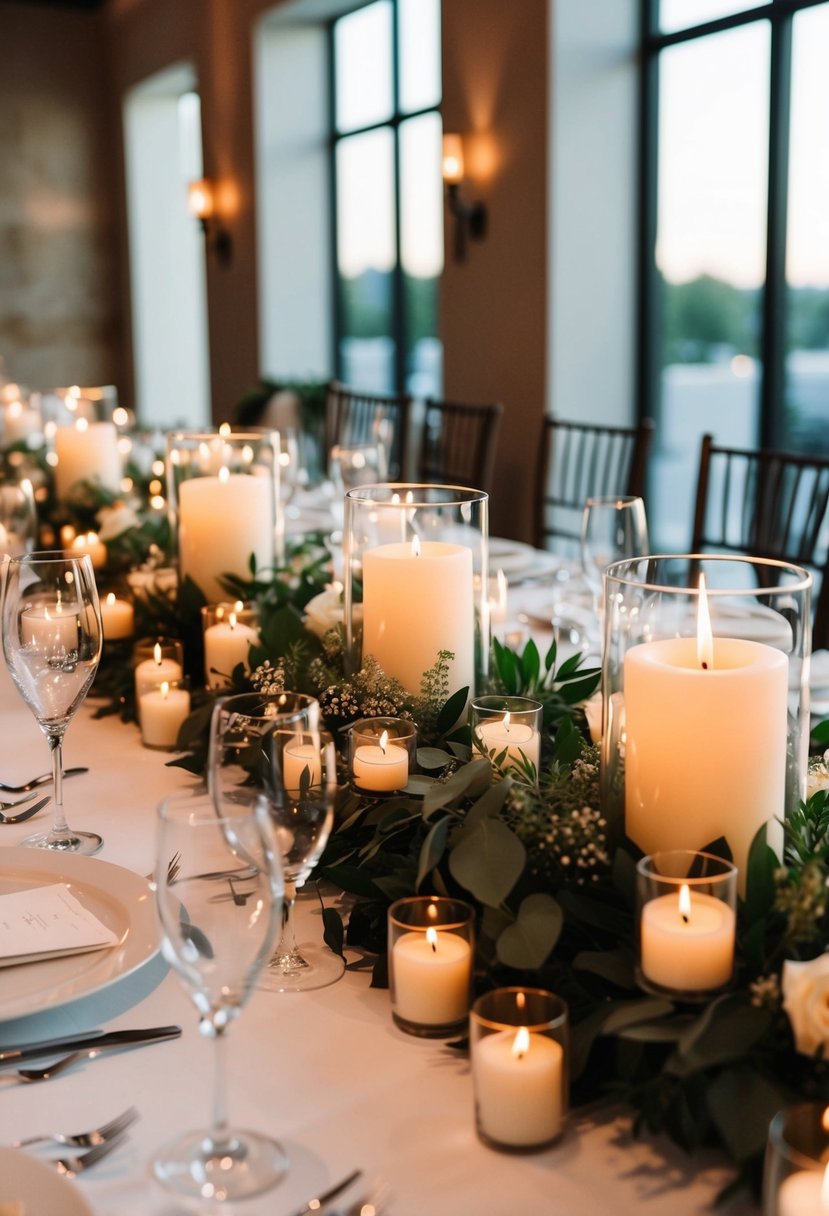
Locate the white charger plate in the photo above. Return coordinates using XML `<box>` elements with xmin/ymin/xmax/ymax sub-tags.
<box><xmin>0</xmin><ymin>849</ymin><xmax>158</xmax><ymax>1023</ymax></box>
<box><xmin>0</xmin><ymin>1146</ymin><xmax>93</xmax><ymax>1215</ymax></box>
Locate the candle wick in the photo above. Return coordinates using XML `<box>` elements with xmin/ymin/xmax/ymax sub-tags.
<box><xmin>701</xmin><ymin>661</ymin><xmax>708</xmax><ymax>671</ymax></box>
<box><xmin>430</xmin><ymin>939</ymin><xmax>436</xmax><ymax>953</ymax></box>
<box><xmin>681</xmin><ymin>913</ymin><xmax>689</xmax><ymax>924</ymax></box>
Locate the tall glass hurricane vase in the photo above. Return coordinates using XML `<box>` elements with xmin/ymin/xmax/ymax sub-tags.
<box><xmin>2</xmin><ymin>552</ymin><xmax>103</xmax><ymax>853</ymax></box>
<box><xmin>153</xmin><ymin>793</ymin><xmax>285</xmax><ymax>1201</ymax></box>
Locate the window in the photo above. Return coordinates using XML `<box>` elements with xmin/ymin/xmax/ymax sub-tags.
<box><xmin>641</xmin><ymin>1</ymin><xmax>829</xmax><ymax>549</ymax></box>
<box><xmin>331</xmin><ymin>0</ymin><xmax>443</xmax><ymax>397</ymax></box>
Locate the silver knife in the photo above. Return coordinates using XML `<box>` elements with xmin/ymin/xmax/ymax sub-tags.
<box><xmin>0</xmin><ymin>1024</ymin><xmax>181</xmax><ymax>1067</ymax></box>
<box><xmin>287</xmin><ymin>1169</ymin><xmax>363</xmax><ymax>1216</ymax></box>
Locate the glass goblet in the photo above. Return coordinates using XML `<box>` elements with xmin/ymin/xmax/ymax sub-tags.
<box><xmin>580</xmin><ymin>495</ymin><xmax>649</xmax><ymax>647</ymax></box>
<box><xmin>2</xmin><ymin>551</ymin><xmax>102</xmax><ymax>852</ymax></box>
<box><xmin>152</xmin><ymin>792</ymin><xmax>285</xmax><ymax>1201</ymax></box>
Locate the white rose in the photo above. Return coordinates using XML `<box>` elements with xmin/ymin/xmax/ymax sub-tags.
<box><xmin>304</xmin><ymin>583</ymin><xmax>344</xmax><ymax>639</ymax></box>
<box><xmin>96</xmin><ymin>502</ymin><xmax>141</xmax><ymax>542</ymax></box>
<box><xmin>782</xmin><ymin>954</ymin><xmax>829</xmax><ymax>1056</ymax></box>
<box><xmin>806</xmin><ymin>751</ymin><xmax>829</xmax><ymax>800</ymax></box>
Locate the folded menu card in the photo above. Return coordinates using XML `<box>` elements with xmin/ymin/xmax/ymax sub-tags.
<box><xmin>0</xmin><ymin>883</ymin><xmax>119</xmax><ymax>966</ymax></box>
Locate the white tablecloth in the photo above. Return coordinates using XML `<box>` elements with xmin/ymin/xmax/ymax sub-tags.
<box><xmin>0</xmin><ymin>623</ymin><xmax>757</xmax><ymax>1216</ymax></box>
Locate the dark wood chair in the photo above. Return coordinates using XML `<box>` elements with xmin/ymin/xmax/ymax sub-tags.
<box><xmin>416</xmin><ymin>398</ymin><xmax>503</xmax><ymax>493</ymax></box>
<box><xmin>533</xmin><ymin>415</ymin><xmax>654</xmax><ymax>553</ymax></box>
<box><xmin>691</xmin><ymin>433</ymin><xmax>829</xmax><ymax>649</ymax></box>
<box><xmin>324</xmin><ymin>380</ymin><xmax>412</xmax><ymax>480</ymax></box>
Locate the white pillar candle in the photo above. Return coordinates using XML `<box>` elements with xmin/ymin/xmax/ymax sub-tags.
<box><xmin>178</xmin><ymin>471</ymin><xmax>274</xmax><ymax>602</ymax></box>
<box><xmin>353</xmin><ymin>730</ymin><xmax>409</xmax><ymax>791</ymax></box>
<box><xmin>362</xmin><ymin>538</ymin><xmax>474</xmax><ymax>696</ymax></box>
<box><xmin>283</xmin><ymin>742</ymin><xmax>322</xmax><ymax>794</ymax></box>
<box><xmin>391</xmin><ymin>927</ymin><xmax>471</xmax><ymax>1026</ymax></box>
<box><xmin>139</xmin><ymin>681</ymin><xmax>191</xmax><ymax>749</ymax></box>
<box><xmin>476</xmin><ymin>712</ymin><xmax>540</xmax><ymax>772</ymax></box>
<box><xmin>624</xmin><ymin>635</ymin><xmax>788</xmax><ymax>887</ymax></box>
<box><xmin>640</xmin><ymin>883</ymin><xmax>735</xmax><ymax>992</ymax></box>
<box><xmin>54</xmin><ymin>420</ymin><xmax>121</xmax><ymax>500</ymax></box>
<box><xmin>22</xmin><ymin>601</ymin><xmax>79</xmax><ymax>652</ymax></box>
<box><xmin>203</xmin><ymin>612</ymin><xmax>258</xmax><ymax>689</ymax></box>
<box><xmin>474</xmin><ymin>1026</ymin><xmax>564</xmax><ymax>1147</ymax></box>
<box><xmin>100</xmin><ymin>592</ymin><xmax>134</xmax><ymax>640</ymax></box>
<box><xmin>135</xmin><ymin>643</ymin><xmax>184</xmax><ymax>704</ymax></box>
<box><xmin>3</xmin><ymin>400</ymin><xmax>41</xmax><ymax>443</ymax></box>
<box><xmin>71</xmin><ymin>531</ymin><xmax>107</xmax><ymax>570</ymax></box>
<box><xmin>778</xmin><ymin>1165</ymin><xmax>829</xmax><ymax>1216</ymax></box>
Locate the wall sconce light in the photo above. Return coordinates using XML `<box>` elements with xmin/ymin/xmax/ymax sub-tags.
<box><xmin>187</xmin><ymin>178</ymin><xmax>233</xmax><ymax>266</ymax></box>
<box><xmin>442</xmin><ymin>134</ymin><xmax>487</xmax><ymax>263</ymax></box>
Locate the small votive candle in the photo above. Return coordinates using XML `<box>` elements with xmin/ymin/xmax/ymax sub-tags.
<box><xmin>349</xmin><ymin>717</ymin><xmax>416</xmax><ymax>794</ymax></box>
<box><xmin>133</xmin><ymin>638</ymin><xmax>185</xmax><ymax>718</ymax></box>
<box><xmin>100</xmin><ymin>591</ymin><xmax>135</xmax><ymax>640</ymax></box>
<box><xmin>138</xmin><ymin>678</ymin><xmax>191</xmax><ymax>750</ymax></box>
<box><xmin>201</xmin><ymin>601</ymin><xmax>259</xmax><ymax>689</ymax></box>
<box><xmin>470</xmin><ymin>695</ymin><xmax>543</xmax><ymax>776</ymax></box>
<box><xmin>388</xmin><ymin>896</ymin><xmax>474</xmax><ymax>1037</ymax></box>
<box><xmin>763</xmin><ymin>1104</ymin><xmax>829</xmax><ymax>1216</ymax></box>
<box><xmin>636</xmin><ymin>850</ymin><xmax>737</xmax><ymax>1000</ymax></box>
<box><xmin>471</xmin><ymin>987</ymin><xmax>569</xmax><ymax>1150</ymax></box>
<box><xmin>70</xmin><ymin>530</ymin><xmax>107</xmax><ymax>569</ymax></box>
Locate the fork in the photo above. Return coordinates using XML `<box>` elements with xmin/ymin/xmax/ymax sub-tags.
<box><xmin>0</xmin><ymin>767</ymin><xmax>87</xmax><ymax>795</ymax></box>
<box><xmin>53</xmin><ymin>1128</ymin><xmax>131</xmax><ymax>1178</ymax></box>
<box><xmin>0</xmin><ymin>795</ymin><xmax>50</xmax><ymax>825</ymax></box>
<box><xmin>12</xmin><ymin>1105</ymin><xmax>139</xmax><ymax>1149</ymax></box>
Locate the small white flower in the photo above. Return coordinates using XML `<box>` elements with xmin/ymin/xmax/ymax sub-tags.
<box><xmin>782</xmin><ymin>954</ymin><xmax>829</xmax><ymax>1056</ymax></box>
<box><xmin>304</xmin><ymin>582</ymin><xmax>344</xmax><ymax>639</ymax></box>
<box><xmin>96</xmin><ymin>502</ymin><xmax>141</xmax><ymax>541</ymax></box>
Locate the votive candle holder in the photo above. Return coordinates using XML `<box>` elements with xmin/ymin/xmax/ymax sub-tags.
<box><xmin>470</xmin><ymin>695</ymin><xmax>543</xmax><ymax>776</ymax></box>
<box><xmin>137</xmin><ymin>676</ymin><xmax>191</xmax><ymax>751</ymax></box>
<box><xmin>763</xmin><ymin>1103</ymin><xmax>829</xmax><ymax>1216</ymax></box>
<box><xmin>349</xmin><ymin>717</ymin><xmax>416</xmax><ymax>794</ymax></box>
<box><xmin>388</xmin><ymin>896</ymin><xmax>474</xmax><ymax>1037</ymax></box>
<box><xmin>201</xmin><ymin>600</ymin><xmax>260</xmax><ymax>689</ymax></box>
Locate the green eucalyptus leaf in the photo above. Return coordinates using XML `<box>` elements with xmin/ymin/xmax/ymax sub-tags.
<box><xmin>812</xmin><ymin>718</ymin><xmax>829</xmax><ymax>744</ymax></box>
<box><xmin>671</xmin><ymin>996</ymin><xmax>771</xmax><ymax>1075</ymax></box>
<box><xmin>436</xmin><ymin>686</ymin><xmax>470</xmax><ymax>734</ymax></box>
<box><xmin>417</xmin><ymin>747</ymin><xmax>454</xmax><ymax>770</ymax></box>
<box><xmin>448</xmin><ymin>816</ymin><xmax>525</xmax><ymax>906</ymax></box>
<box><xmin>321</xmin><ymin>907</ymin><xmax>345</xmax><ymax>958</ymax></box>
<box><xmin>416</xmin><ymin>815</ymin><xmax>452</xmax><ymax>889</ymax></box>
<box><xmin>544</xmin><ymin>637</ymin><xmax>557</xmax><ymax>672</ymax></box>
<box><xmin>520</xmin><ymin>639</ymin><xmax>541</xmax><ymax>687</ymax></box>
<box><xmin>573</xmin><ymin>948</ymin><xmax>636</xmax><ymax>989</ymax></box>
<box><xmin>422</xmin><ymin>758</ymin><xmax>490</xmax><ymax>818</ymax></box>
<box><xmin>553</xmin><ymin>716</ymin><xmax>582</xmax><ymax>764</ymax></box>
<box><xmin>743</xmin><ymin>823</ymin><xmax>778</xmax><ymax>924</ymax></box>
<box><xmin>707</xmin><ymin>1068</ymin><xmax>796</xmax><ymax>1164</ymax></box>
<box><xmin>496</xmin><ymin>894</ymin><xmax>563</xmax><ymax>968</ymax></box>
<box><xmin>319</xmin><ymin>864</ymin><xmax>385</xmax><ymax>900</ymax></box>
<box><xmin>601</xmin><ymin>997</ymin><xmax>674</xmax><ymax>1035</ymax></box>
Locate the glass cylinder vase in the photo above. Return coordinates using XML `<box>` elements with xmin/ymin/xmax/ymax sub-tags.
<box><xmin>343</xmin><ymin>483</ymin><xmax>489</xmax><ymax>699</ymax></box>
<box><xmin>601</xmin><ymin>554</ymin><xmax>812</xmax><ymax>891</ymax></box>
<box><xmin>166</xmin><ymin>429</ymin><xmax>282</xmax><ymax>603</ymax></box>
<box><xmin>763</xmin><ymin>1104</ymin><xmax>829</xmax><ymax>1216</ymax></box>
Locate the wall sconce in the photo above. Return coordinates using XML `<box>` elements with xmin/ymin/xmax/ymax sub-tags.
<box><xmin>442</xmin><ymin>134</ymin><xmax>487</xmax><ymax>263</ymax></box>
<box><xmin>187</xmin><ymin>178</ymin><xmax>233</xmax><ymax>266</ymax></box>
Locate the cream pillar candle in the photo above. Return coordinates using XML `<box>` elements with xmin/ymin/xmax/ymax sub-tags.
<box><xmin>624</xmin><ymin>635</ymin><xmax>788</xmax><ymax>885</ymax></box>
<box><xmin>3</xmin><ymin>399</ymin><xmax>41</xmax><ymax>443</ymax></box>
<box><xmin>640</xmin><ymin>883</ymin><xmax>735</xmax><ymax>992</ymax></box>
<box><xmin>476</xmin><ymin>712</ymin><xmax>540</xmax><ymax>772</ymax></box>
<box><xmin>54</xmin><ymin>420</ymin><xmax>121</xmax><ymax>500</ymax></box>
<box><xmin>100</xmin><ymin>592</ymin><xmax>134</xmax><ymax>640</ymax></box>
<box><xmin>474</xmin><ymin>1026</ymin><xmax>564</xmax><ymax>1147</ymax></box>
<box><xmin>778</xmin><ymin>1165</ymin><xmax>829</xmax><ymax>1216</ymax></box>
<box><xmin>203</xmin><ymin>612</ymin><xmax>258</xmax><ymax>689</ymax></box>
<box><xmin>134</xmin><ymin>642</ymin><xmax>184</xmax><ymax>704</ymax></box>
<box><xmin>352</xmin><ymin>730</ymin><xmax>409</xmax><ymax>792</ymax></box>
<box><xmin>22</xmin><ymin>601</ymin><xmax>79</xmax><ymax>652</ymax></box>
<box><xmin>391</xmin><ymin>927</ymin><xmax>472</xmax><ymax>1026</ymax></box>
<box><xmin>178</xmin><ymin>471</ymin><xmax>274</xmax><ymax>602</ymax></box>
<box><xmin>361</xmin><ymin>538</ymin><xmax>474</xmax><ymax>696</ymax></box>
<box><xmin>139</xmin><ymin>681</ymin><xmax>191</xmax><ymax>749</ymax></box>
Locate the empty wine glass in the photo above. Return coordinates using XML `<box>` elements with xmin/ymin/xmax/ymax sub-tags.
<box><xmin>580</xmin><ymin>495</ymin><xmax>649</xmax><ymax>648</ymax></box>
<box><xmin>2</xmin><ymin>551</ymin><xmax>102</xmax><ymax>852</ymax></box>
<box><xmin>153</xmin><ymin>792</ymin><xmax>285</xmax><ymax>1201</ymax></box>
<box><xmin>0</xmin><ymin>478</ymin><xmax>37</xmax><ymax>557</ymax></box>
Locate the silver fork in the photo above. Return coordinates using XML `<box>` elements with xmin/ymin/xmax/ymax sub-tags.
<box><xmin>53</xmin><ymin>1128</ymin><xmax>130</xmax><ymax>1178</ymax></box>
<box><xmin>0</xmin><ymin>767</ymin><xmax>87</xmax><ymax>795</ymax></box>
<box><xmin>0</xmin><ymin>795</ymin><xmax>50</xmax><ymax>825</ymax></box>
<box><xmin>12</xmin><ymin>1105</ymin><xmax>139</xmax><ymax>1149</ymax></box>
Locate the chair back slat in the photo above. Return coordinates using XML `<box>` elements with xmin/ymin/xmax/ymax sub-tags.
<box><xmin>417</xmin><ymin>398</ymin><xmax>503</xmax><ymax>493</ymax></box>
<box><xmin>324</xmin><ymin>380</ymin><xmax>412</xmax><ymax>479</ymax></box>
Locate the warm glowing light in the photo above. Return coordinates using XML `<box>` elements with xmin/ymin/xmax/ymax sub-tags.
<box><xmin>427</xmin><ymin>901</ymin><xmax>438</xmax><ymax>922</ymax></box>
<box><xmin>153</xmin><ymin>643</ymin><xmax>162</xmax><ymax>665</ymax></box>
<box><xmin>106</xmin><ymin>593</ymin><xmax>116</xmax><ymax>607</ymax></box>
<box><xmin>822</xmin><ymin>1107</ymin><xmax>829</xmax><ymax>1133</ymax></box>
<box><xmin>187</xmin><ymin>178</ymin><xmax>214</xmax><ymax>221</ymax></box>
<box><xmin>76</xmin><ymin>417</ymin><xmax>89</xmax><ymax>433</ymax></box>
<box><xmin>218</xmin><ymin>422</ymin><xmax>231</xmax><ymax>436</ymax></box>
<box><xmin>502</xmin><ymin>711</ymin><xmax>512</xmax><ymax>732</ymax></box>
<box><xmin>228</xmin><ymin>612</ymin><xmax>237</xmax><ymax>631</ymax></box>
<box><xmin>678</xmin><ymin>883</ymin><xmax>692</xmax><ymax>922</ymax></box>
<box><xmin>160</xmin><ymin>681</ymin><xmax>170</xmax><ymax>700</ymax></box>
<box><xmin>425</xmin><ymin>927</ymin><xmax>438</xmax><ymax>952</ymax></box>
<box><xmin>697</xmin><ymin>573</ymin><xmax>713</xmax><ymax>670</ymax></box>
<box><xmin>516</xmin><ymin>990</ymin><xmax>526</xmax><ymax>1012</ymax></box>
<box><xmin>151</xmin><ymin>459</ymin><xmax>165</xmax><ymax>477</ymax></box>
<box><xmin>218</xmin><ymin>466</ymin><xmax>229</xmax><ymax>484</ymax></box>
<box><xmin>512</xmin><ymin>1026</ymin><xmax>531</xmax><ymax>1059</ymax></box>
<box><xmin>442</xmin><ymin>133</ymin><xmax>465</xmax><ymax>185</ymax></box>
<box><xmin>112</xmin><ymin>406</ymin><xmax>129</xmax><ymax>427</ymax></box>
<box><xmin>379</xmin><ymin>729</ymin><xmax>389</xmax><ymax>754</ymax></box>
<box><xmin>411</xmin><ymin>535</ymin><xmax>421</xmax><ymax>558</ymax></box>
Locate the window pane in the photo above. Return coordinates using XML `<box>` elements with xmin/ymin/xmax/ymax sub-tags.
<box><xmin>651</xmin><ymin>23</ymin><xmax>769</xmax><ymax>549</ymax></box>
<box><xmin>399</xmin><ymin>114</ymin><xmax>442</xmax><ymax>396</ymax></box>
<box><xmin>335</xmin><ymin>128</ymin><xmax>396</xmax><ymax>392</ymax></box>
<box><xmin>782</xmin><ymin>4</ymin><xmax>829</xmax><ymax>457</ymax></box>
<box><xmin>658</xmin><ymin>1</ymin><xmax>761</xmax><ymax>36</ymax></box>
<box><xmin>334</xmin><ymin>1</ymin><xmax>393</xmax><ymax>134</ymax></box>
<box><xmin>398</xmin><ymin>0</ymin><xmax>441</xmax><ymax>114</ymax></box>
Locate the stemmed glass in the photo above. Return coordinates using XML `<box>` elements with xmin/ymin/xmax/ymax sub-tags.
<box><xmin>2</xmin><ymin>552</ymin><xmax>103</xmax><ymax>853</ymax></box>
<box><xmin>153</xmin><ymin>792</ymin><xmax>285</xmax><ymax>1201</ymax></box>
<box><xmin>580</xmin><ymin>495</ymin><xmax>649</xmax><ymax>648</ymax></box>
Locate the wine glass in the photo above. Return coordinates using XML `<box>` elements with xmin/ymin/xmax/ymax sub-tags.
<box><xmin>580</xmin><ymin>495</ymin><xmax>649</xmax><ymax>647</ymax></box>
<box><xmin>0</xmin><ymin>479</ymin><xmax>37</xmax><ymax>557</ymax></box>
<box><xmin>2</xmin><ymin>551</ymin><xmax>102</xmax><ymax>853</ymax></box>
<box><xmin>152</xmin><ymin>791</ymin><xmax>286</xmax><ymax>1201</ymax></box>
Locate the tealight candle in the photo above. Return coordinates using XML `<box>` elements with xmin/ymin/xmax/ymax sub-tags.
<box><xmin>100</xmin><ymin>592</ymin><xmax>134</xmax><ymax>640</ymax></box>
<box><xmin>777</xmin><ymin>1166</ymin><xmax>829</xmax><ymax>1216</ymax></box>
<box><xmin>764</xmin><ymin>1104</ymin><xmax>829</xmax><ymax>1216</ymax></box>
<box><xmin>134</xmin><ymin>641</ymin><xmax>184</xmax><ymax>710</ymax></box>
<box><xmin>138</xmin><ymin>680</ymin><xmax>191</xmax><ymax>750</ymax></box>
<box><xmin>475</xmin><ymin>712</ymin><xmax>540</xmax><ymax>772</ymax></box>
<box><xmin>71</xmin><ymin>531</ymin><xmax>107</xmax><ymax>569</ymax></box>
<box><xmin>388</xmin><ymin>897</ymin><xmax>474</xmax><ymax>1036</ymax></box>
<box><xmin>352</xmin><ymin>729</ymin><xmax>409</xmax><ymax>792</ymax></box>
<box><xmin>203</xmin><ymin>610</ymin><xmax>258</xmax><ymax>689</ymax></box>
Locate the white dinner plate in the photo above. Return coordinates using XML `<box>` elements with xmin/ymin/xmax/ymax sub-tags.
<box><xmin>0</xmin><ymin>1146</ymin><xmax>93</xmax><ymax>1215</ymax></box>
<box><xmin>0</xmin><ymin>849</ymin><xmax>158</xmax><ymax>1023</ymax></box>
<box><xmin>489</xmin><ymin>537</ymin><xmax>541</xmax><ymax>575</ymax></box>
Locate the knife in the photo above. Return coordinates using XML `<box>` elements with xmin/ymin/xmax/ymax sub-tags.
<box><xmin>287</xmin><ymin>1169</ymin><xmax>363</xmax><ymax>1216</ymax></box>
<box><xmin>0</xmin><ymin>1024</ymin><xmax>181</xmax><ymax>1067</ymax></box>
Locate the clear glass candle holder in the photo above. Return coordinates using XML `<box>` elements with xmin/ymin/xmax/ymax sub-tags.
<box><xmin>387</xmin><ymin>896</ymin><xmax>474</xmax><ymax>1038</ymax></box>
<box><xmin>763</xmin><ymin>1104</ymin><xmax>829</xmax><ymax>1216</ymax></box>
<box><xmin>636</xmin><ymin>850</ymin><xmax>737</xmax><ymax>1002</ymax></box>
<box><xmin>137</xmin><ymin>676</ymin><xmax>191</xmax><ymax>751</ymax></box>
<box><xmin>601</xmin><ymin>554</ymin><xmax>812</xmax><ymax>887</ymax></box>
<box><xmin>343</xmin><ymin>483</ymin><xmax>489</xmax><ymax>699</ymax></box>
<box><xmin>132</xmin><ymin>637</ymin><xmax>185</xmax><ymax>720</ymax></box>
<box><xmin>200</xmin><ymin>601</ymin><xmax>260</xmax><ymax>689</ymax></box>
<box><xmin>470</xmin><ymin>987</ymin><xmax>569</xmax><ymax>1151</ymax></box>
<box><xmin>470</xmin><ymin>695</ymin><xmax>543</xmax><ymax>779</ymax></box>
<box><xmin>348</xmin><ymin>716</ymin><xmax>416</xmax><ymax>794</ymax></box>
<box><xmin>166</xmin><ymin>429</ymin><xmax>282</xmax><ymax>603</ymax></box>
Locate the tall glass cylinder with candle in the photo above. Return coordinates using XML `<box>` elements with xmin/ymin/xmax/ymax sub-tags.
<box><xmin>343</xmin><ymin>483</ymin><xmax>488</xmax><ymax>698</ymax></box>
<box><xmin>166</xmin><ymin>429</ymin><xmax>282</xmax><ymax>603</ymax></box>
<box><xmin>388</xmin><ymin>896</ymin><xmax>474</xmax><ymax>1036</ymax></box>
<box><xmin>763</xmin><ymin>1104</ymin><xmax>829</xmax><ymax>1216</ymax></box>
<box><xmin>601</xmin><ymin>555</ymin><xmax>811</xmax><ymax>887</ymax></box>
<box><xmin>2</xmin><ymin>552</ymin><xmax>103</xmax><ymax>852</ymax></box>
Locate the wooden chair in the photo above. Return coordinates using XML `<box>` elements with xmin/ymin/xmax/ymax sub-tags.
<box><xmin>324</xmin><ymin>381</ymin><xmax>412</xmax><ymax>480</ymax></box>
<box><xmin>691</xmin><ymin>433</ymin><xmax>829</xmax><ymax>649</ymax></box>
<box><xmin>533</xmin><ymin>415</ymin><xmax>654</xmax><ymax>553</ymax></box>
<box><xmin>416</xmin><ymin>398</ymin><xmax>503</xmax><ymax>493</ymax></box>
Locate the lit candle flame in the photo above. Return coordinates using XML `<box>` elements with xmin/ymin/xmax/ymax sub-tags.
<box><xmin>503</xmin><ymin>711</ymin><xmax>511</xmax><ymax>732</ymax></box>
<box><xmin>426</xmin><ymin>926</ymin><xmax>438</xmax><ymax>953</ymax></box>
<box><xmin>379</xmin><ymin>729</ymin><xmax>389</xmax><ymax>754</ymax></box>
<box><xmin>219</xmin><ymin>422</ymin><xmax>231</xmax><ymax>436</ymax></box>
<box><xmin>218</xmin><ymin>466</ymin><xmax>230</xmax><ymax>483</ymax></box>
<box><xmin>411</xmin><ymin>535</ymin><xmax>421</xmax><ymax>558</ymax></box>
<box><xmin>427</xmin><ymin>902</ymin><xmax>438</xmax><ymax>922</ymax></box>
<box><xmin>160</xmin><ymin>681</ymin><xmax>170</xmax><ymax>700</ymax></box>
<box><xmin>228</xmin><ymin>612</ymin><xmax>237</xmax><ymax>632</ymax></box>
<box><xmin>76</xmin><ymin>416</ymin><xmax>89</xmax><ymax>432</ymax></box>
<box><xmin>516</xmin><ymin>990</ymin><xmax>526</xmax><ymax>1011</ymax></box>
<box><xmin>106</xmin><ymin>592</ymin><xmax>116</xmax><ymax>607</ymax></box>
<box><xmin>496</xmin><ymin>568</ymin><xmax>508</xmax><ymax>602</ymax></box>
<box><xmin>153</xmin><ymin>643</ymin><xmax>162</xmax><ymax>665</ymax></box>
<box><xmin>678</xmin><ymin>883</ymin><xmax>691</xmax><ymax>924</ymax></box>
<box><xmin>512</xmin><ymin>1026</ymin><xmax>531</xmax><ymax>1059</ymax></box>
<box><xmin>697</xmin><ymin>573</ymin><xmax>713</xmax><ymax>671</ymax></box>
